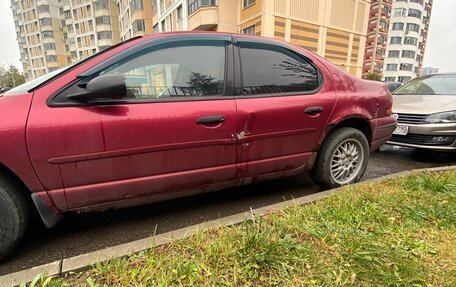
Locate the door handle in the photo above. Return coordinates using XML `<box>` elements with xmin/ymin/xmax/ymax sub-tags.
<box><xmin>196</xmin><ymin>115</ymin><xmax>226</xmax><ymax>125</ymax></box>
<box><xmin>304</xmin><ymin>106</ymin><xmax>324</xmax><ymax>115</ymax></box>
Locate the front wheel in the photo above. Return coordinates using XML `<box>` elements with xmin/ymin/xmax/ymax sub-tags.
<box><xmin>310</xmin><ymin>127</ymin><xmax>369</xmax><ymax>189</ymax></box>
<box><xmin>0</xmin><ymin>175</ymin><xmax>29</xmax><ymax>261</ymax></box>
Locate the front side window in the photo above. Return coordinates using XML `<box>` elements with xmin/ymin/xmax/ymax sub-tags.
<box><xmin>239</xmin><ymin>42</ymin><xmax>320</xmax><ymax>96</ymax></box>
<box><xmin>98</xmin><ymin>41</ymin><xmax>226</xmax><ymax>100</ymax></box>
<box><xmin>390</xmin><ymin>37</ymin><xmax>402</xmax><ymax>44</ymax></box>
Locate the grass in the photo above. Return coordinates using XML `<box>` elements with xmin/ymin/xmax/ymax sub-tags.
<box><xmin>23</xmin><ymin>170</ymin><xmax>455</xmax><ymax>287</ymax></box>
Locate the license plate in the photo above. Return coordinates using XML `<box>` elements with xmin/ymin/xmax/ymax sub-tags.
<box><xmin>393</xmin><ymin>125</ymin><xmax>409</xmax><ymax>136</ymax></box>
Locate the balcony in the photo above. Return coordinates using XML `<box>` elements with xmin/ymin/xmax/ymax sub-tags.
<box><xmin>187</xmin><ymin>0</ymin><xmax>218</xmax><ymax>31</ymax></box>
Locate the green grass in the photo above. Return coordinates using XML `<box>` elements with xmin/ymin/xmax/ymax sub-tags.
<box><xmin>25</xmin><ymin>170</ymin><xmax>456</xmax><ymax>287</ymax></box>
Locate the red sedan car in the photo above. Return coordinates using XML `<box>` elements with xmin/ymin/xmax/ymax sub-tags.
<box><xmin>0</xmin><ymin>32</ymin><xmax>396</xmax><ymax>259</ymax></box>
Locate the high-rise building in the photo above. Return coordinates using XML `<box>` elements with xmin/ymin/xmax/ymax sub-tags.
<box><xmin>61</xmin><ymin>0</ymin><xmax>121</xmax><ymax>63</ymax></box>
<box><xmin>117</xmin><ymin>0</ymin><xmax>371</xmax><ymax>77</ymax></box>
<box><xmin>382</xmin><ymin>0</ymin><xmax>433</xmax><ymax>83</ymax></box>
<box><xmin>362</xmin><ymin>0</ymin><xmax>393</xmax><ymax>78</ymax></box>
<box><xmin>11</xmin><ymin>0</ymin><xmax>121</xmax><ymax>81</ymax></box>
<box><xmin>11</xmin><ymin>0</ymin><xmax>68</xmax><ymax>80</ymax></box>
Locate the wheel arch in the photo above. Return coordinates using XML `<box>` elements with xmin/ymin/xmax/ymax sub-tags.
<box><xmin>324</xmin><ymin>116</ymin><xmax>372</xmax><ymax>145</ymax></box>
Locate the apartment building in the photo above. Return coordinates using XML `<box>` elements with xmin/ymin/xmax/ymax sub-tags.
<box><xmin>362</xmin><ymin>0</ymin><xmax>392</xmax><ymax>78</ymax></box>
<box><xmin>61</xmin><ymin>0</ymin><xmax>121</xmax><ymax>63</ymax></box>
<box><xmin>11</xmin><ymin>0</ymin><xmax>67</xmax><ymax>80</ymax></box>
<box><xmin>11</xmin><ymin>0</ymin><xmax>120</xmax><ymax>81</ymax></box>
<box><xmin>382</xmin><ymin>0</ymin><xmax>433</xmax><ymax>83</ymax></box>
<box><xmin>116</xmin><ymin>0</ymin><xmax>371</xmax><ymax>77</ymax></box>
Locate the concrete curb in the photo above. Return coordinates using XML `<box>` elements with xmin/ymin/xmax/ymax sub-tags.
<box><xmin>1</xmin><ymin>165</ymin><xmax>454</xmax><ymax>286</ymax></box>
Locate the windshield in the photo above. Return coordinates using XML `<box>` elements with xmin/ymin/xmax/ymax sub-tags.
<box><xmin>393</xmin><ymin>74</ymin><xmax>456</xmax><ymax>95</ymax></box>
<box><xmin>3</xmin><ymin>67</ymin><xmax>67</xmax><ymax>96</ymax></box>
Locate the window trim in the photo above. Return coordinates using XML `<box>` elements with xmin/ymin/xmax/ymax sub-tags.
<box><xmin>233</xmin><ymin>38</ymin><xmax>324</xmax><ymax>99</ymax></box>
<box><xmin>48</xmin><ymin>35</ymin><xmax>234</xmax><ymax>107</ymax></box>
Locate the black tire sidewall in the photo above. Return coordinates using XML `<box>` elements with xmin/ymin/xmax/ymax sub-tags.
<box><xmin>311</xmin><ymin>128</ymin><xmax>369</xmax><ymax>189</ymax></box>
<box><xmin>0</xmin><ymin>178</ymin><xmax>28</xmax><ymax>260</ymax></box>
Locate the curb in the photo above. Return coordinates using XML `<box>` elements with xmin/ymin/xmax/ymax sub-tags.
<box><xmin>1</xmin><ymin>165</ymin><xmax>454</xmax><ymax>286</ymax></box>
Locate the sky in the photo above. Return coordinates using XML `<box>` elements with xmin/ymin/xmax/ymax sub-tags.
<box><xmin>0</xmin><ymin>0</ymin><xmax>455</xmax><ymax>73</ymax></box>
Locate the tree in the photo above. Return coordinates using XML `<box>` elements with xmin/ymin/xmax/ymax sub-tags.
<box><xmin>365</xmin><ymin>72</ymin><xmax>382</xmax><ymax>81</ymax></box>
<box><xmin>0</xmin><ymin>64</ymin><xmax>25</xmax><ymax>88</ymax></box>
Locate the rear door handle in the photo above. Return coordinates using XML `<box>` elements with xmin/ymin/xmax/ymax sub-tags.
<box><xmin>304</xmin><ymin>106</ymin><xmax>324</xmax><ymax>115</ymax></box>
<box><xmin>196</xmin><ymin>115</ymin><xmax>226</xmax><ymax>125</ymax></box>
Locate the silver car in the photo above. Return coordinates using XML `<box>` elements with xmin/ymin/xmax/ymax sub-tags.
<box><xmin>388</xmin><ymin>73</ymin><xmax>456</xmax><ymax>152</ymax></box>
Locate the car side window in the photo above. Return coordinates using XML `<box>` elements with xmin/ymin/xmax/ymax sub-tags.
<box><xmin>97</xmin><ymin>41</ymin><xmax>226</xmax><ymax>100</ymax></box>
<box><xmin>239</xmin><ymin>42</ymin><xmax>320</xmax><ymax>96</ymax></box>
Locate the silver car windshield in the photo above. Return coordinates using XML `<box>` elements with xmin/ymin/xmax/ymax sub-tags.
<box><xmin>393</xmin><ymin>74</ymin><xmax>456</xmax><ymax>95</ymax></box>
<box><xmin>3</xmin><ymin>67</ymin><xmax>67</xmax><ymax>96</ymax></box>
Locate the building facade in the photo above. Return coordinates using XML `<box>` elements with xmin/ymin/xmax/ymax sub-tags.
<box><xmin>116</xmin><ymin>0</ymin><xmax>371</xmax><ymax>77</ymax></box>
<box><xmin>382</xmin><ymin>0</ymin><xmax>433</xmax><ymax>83</ymax></box>
<box><xmin>11</xmin><ymin>0</ymin><xmax>120</xmax><ymax>81</ymax></box>
<box><xmin>11</xmin><ymin>0</ymin><xmax>67</xmax><ymax>79</ymax></box>
<box><xmin>362</xmin><ymin>0</ymin><xmax>392</xmax><ymax>78</ymax></box>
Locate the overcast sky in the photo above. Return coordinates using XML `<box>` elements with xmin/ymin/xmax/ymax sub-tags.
<box><xmin>1</xmin><ymin>0</ymin><xmax>455</xmax><ymax>72</ymax></box>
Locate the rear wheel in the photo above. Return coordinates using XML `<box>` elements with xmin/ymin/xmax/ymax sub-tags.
<box><xmin>311</xmin><ymin>127</ymin><xmax>369</xmax><ymax>189</ymax></box>
<box><xmin>0</xmin><ymin>175</ymin><xmax>29</xmax><ymax>261</ymax></box>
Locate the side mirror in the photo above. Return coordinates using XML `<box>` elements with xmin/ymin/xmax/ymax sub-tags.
<box><xmin>387</xmin><ymin>82</ymin><xmax>401</xmax><ymax>93</ymax></box>
<box><xmin>69</xmin><ymin>74</ymin><xmax>127</xmax><ymax>104</ymax></box>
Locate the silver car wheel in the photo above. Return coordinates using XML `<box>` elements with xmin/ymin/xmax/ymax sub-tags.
<box><xmin>330</xmin><ymin>138</ymin><xmax>365</xmax><ymax>185</ymax></box>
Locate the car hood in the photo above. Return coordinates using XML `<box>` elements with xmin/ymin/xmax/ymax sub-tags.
<box><xmin>392</xmin><ymin>94</ymin><xmax>456</xmax><ymax>115</ymax></box>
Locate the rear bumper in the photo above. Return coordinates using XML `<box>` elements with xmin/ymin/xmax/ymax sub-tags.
<box><xmin>387</xmin><ymin>122</ymin><xmax>456</xmax><ymax>151</ymax></box>
<box><xmin>369</xmin><ymin>116</ymin><xmax>397</xmax><ymax>151</ymax></box>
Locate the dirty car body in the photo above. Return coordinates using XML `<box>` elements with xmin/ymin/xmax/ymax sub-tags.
<box><xmin>0</xmin><ymin>32</ymin><xmax>396</xmax><ymax>259</ymax></box>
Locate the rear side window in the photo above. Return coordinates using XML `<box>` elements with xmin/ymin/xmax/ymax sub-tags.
<box><xmin>239</xmin><ymin>42</ymin><xmax>320</xmax><ymax>96</ymax></box>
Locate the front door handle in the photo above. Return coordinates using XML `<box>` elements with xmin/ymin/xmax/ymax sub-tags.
<box><xmin>196</xmin><ymin>115</ymin><xmax>226</xmax><ymax>125</ymax></box>
<box><xmin>304</xmin><ymin>106</ymin><xmax>324</xmax><ymax>115</ymax></box>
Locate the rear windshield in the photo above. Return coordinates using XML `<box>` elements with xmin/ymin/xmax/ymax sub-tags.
<box><xmin>393</xmin><ymin>74</ymin><xmax>456</xmax><ymax>95</ymax></box>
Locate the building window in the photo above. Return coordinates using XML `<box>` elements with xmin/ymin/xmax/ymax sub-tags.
<box><xmin>45</xmin><ymin>55</ymin><xmax>57</xmax><ymax>62</ymax></box>
<box><xmin>410</xmin><ymin>0</ymin><xmax>424</xmax><ymax>5</ymax></box>
<box><xmin>153</xmin><ymin>24</ymin><xmax>159</xmax><ymax>33</ymax></box>
<box><xmin>39</xmin><ymin>18</ymin><xmax>52</xmax><ymax>26</ymax></box>
<box><xmin>95</xmin><ymin>16</ymin><xmax>110</xmax><ymax>25</ymax></box>
<box><xmin>392</xmin><ymin>22</ymin><xmax>404</xmax><ymax>31</ymax></box>
<box><xmin>393</xmin><ymin>8</ymin><xmax>407</xmax><ymax>16</ymax></box>
<box><xmin>97</xmin><ymin>31</ymin><xmax>112</xmax><ymax>40</ymax></box>
<box><xmin>390</xmin><ymin>37</ymin><xmax>402</xmax><ymax>44</ymax></box>
<box><xmin>406</xmin><ymin>23</ymin><xmax>420</xmax><ymax>32</ymax></box>
<box><xmin>161</xmin><ymin>20</ymin><xmax>166</xmax><ymax>32</ymax></box>
<box><xmin>399</xmin><ymin>63</ymin><xmax>413</xmax><ymax>71</ymax></box>
<box><xmin>388</xmin><ymin>50</ymin><xmax>400</xmax><ymax>57</ymax></box>
<box><xmin>133</xmin><ymin>20</ymin><xmax>145</xmax><ymax>33</ymax></box>
<box><xmin>386</xmin><ymin>64</ymin><xmax>398</xmax><ymax>71</ymax></box>
<box><xmin>402</xmin><ymin>50</ymin><xmax>416</xmax><ymax>59</ymax></box>
<box><xmin>177</xmin><ymin>5</ymin><xmax>183</xmax><ymax>21</ymax></box>
<box><xmin>398</xmin><ymin>76</ymin><xmax>411</xmax><ymax>83</ymax></box>
<box><xmin>130</xmin><ymin>0</ymin><xmax>144</xmax><ymax>11</ymax></box>
<box><xmin>42</xmin><ymin>30</ymin><xmax>54</xmax><ymax>38</ymax></box>
<box><xmin>408</xmin><ymin>8</ymin><xmax>422</xmax><ymax>19</ymax></box>
<box><xmin>242</xmin><ymin>25</ymin><xmax>255</xmax><ymax>35</ymax></box>
<box><xmin>94</xmin><ymin>0</ymin><xmax>109</xmax><ymax>10</ymax></box>
<box><xmin>37</xmin><ymin>5</ymin><xmax>50</xmax><ymax>13</ymax></box>
<box><xmin>385</xmin><ymin>77</ymin><xmax>396</xmax><ymax>82</ymax></box>
<box><xmin>188</xmin><ymin>0</ymin><xmax>217</xmax><ymax>15</ymax></box>
<box><xmin>376</xmin><ymin>49</ymin><xmax>384</xmax><ymax>58</ymax></box>
<box><xmin>404</xmin><ymin>37</ymin><xmax>418</xmax><ymax>46</ymax></box>
<box><xmin>243</xmin><ymin>0</ymin><xmax>256</xmax><ymax>8</ymax></box>
<box><xmin>378</xmin><ymin>35</ymin><xmax>385</xmax><ymax>43</ymax></box>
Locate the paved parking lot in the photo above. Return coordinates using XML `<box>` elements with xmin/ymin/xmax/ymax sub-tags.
<box><xmin>0</xmin><ymin>145</ymin><xmax>454</xmax><ymax>275</ymax></box>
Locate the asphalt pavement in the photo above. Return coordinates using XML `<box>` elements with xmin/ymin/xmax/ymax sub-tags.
<box><xmin>0</xmin><ymin>144</ymin><xmax>454</xmax><ymax>275</ymax></box>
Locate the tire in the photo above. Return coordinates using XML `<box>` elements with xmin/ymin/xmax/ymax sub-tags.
<box><xmin>0</xmin><ymin>174</ymin><xmax>29</xmax><ymax>261</ymax></box>
<box><xmin>310</xmin><ymin>127</ymin><xmax>369</xmax><ymax>189</ymax></box>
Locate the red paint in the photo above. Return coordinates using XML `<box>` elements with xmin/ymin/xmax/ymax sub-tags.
<box><xmin>0</xmin><ymin>32</ymin><xmax>396</xmax><ymax>217</ymax></box>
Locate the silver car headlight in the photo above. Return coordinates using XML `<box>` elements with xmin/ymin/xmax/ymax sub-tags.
<box><xmin>424</xmin><ymin>111</ymin><xmax>456</xmax><ymax>123</ymax></box>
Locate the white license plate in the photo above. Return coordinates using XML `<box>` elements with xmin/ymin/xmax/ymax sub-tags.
<box><xmin>393</xmin><ymin>125</ymin><xmax>409</xmax><ymax>136</ymax></box>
